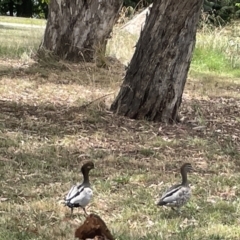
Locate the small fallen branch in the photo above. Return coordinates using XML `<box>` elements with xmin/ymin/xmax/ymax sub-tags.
<box><xmin>79</xmin><ymin>93</ymin><xmax>113</xmax><ymax>109</ymax></box>
<box><xmin>75</xmin><ymin>214</ymin><xmax>115</xmax><ymax>240</ymax></box>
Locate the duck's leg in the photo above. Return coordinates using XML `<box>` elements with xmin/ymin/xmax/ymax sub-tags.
<box><xmin>83</xmin><ymin>207</ymin><xmax>88</xmax><ymax>217</ymax></box>
<box><xmin>176</xmin><ymin>207</ymin><xmax>181</xmax><ymax>214</ymax></box>
<box><xmin>171</xmin><ymin>207</ymin><xmax>181</xmax><ymax>214</ymax></box>
<box><xmin>71</xmin><ymin>207</ymin><xmax>74</xmax><ymax>216</ymax></box>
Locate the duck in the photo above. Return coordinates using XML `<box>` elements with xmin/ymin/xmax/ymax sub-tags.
<box><xmin>157</xmin><ymin>163</ymin><xmax>193</xmax><ymax>212</ymax></box>
<box><xmin>65</xmin><ymin>161</ymin><xmax>94</xmax><ymax>215</ymax></box>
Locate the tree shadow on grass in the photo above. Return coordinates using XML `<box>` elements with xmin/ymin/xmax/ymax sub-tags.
<box><xmin>0</xmin><ymin>24</ymin><xmax>32</xmax><ymax>31</ymax></box>
<box><xmin>0</xmin><ymin>99</ymin><xmax>164</xmax><ymax>175</ymax></box>
<box><xmin>0</xmin><ymin>59</ymin><xmax>125</xmax><ymax>86</ymax></box>
<box><xmin>0</xmin><ymin>99</ymin><xmax>105</xmax><ymax>136</ymax></box>
<box><xmin>0</xmin><ymin>86</ymin><xmax>239</xmax><ymax>175</ymax></box>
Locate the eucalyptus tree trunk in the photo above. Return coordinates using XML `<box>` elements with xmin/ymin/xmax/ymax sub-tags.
<box><xmin>40</xmin><ymin>0</ymin><xmax>123</xmax><ymax>63</ymax></box>
<box><xmin>111</xmin><ymin>0</ymin><xmax>204</xmax><ymax>123</ymax></box>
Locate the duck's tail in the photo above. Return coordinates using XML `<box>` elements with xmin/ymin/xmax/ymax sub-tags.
<box><xmin>156</xmin><ymin>199</ymin><xmax>167</xmax><ymax>206</ymax></box>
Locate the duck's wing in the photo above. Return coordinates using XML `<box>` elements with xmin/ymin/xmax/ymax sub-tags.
<box><xmin>158</xmin><ymin>184</ymin><xmax>187</xmax><ymax>206</ymax></box>
<box><xmin>65</xmin><ymin>183</ymin><xmax>93</xmax><ymax>208</ymax></box>
<box><xmin>162</xmin><ymin>183</ymin><xmax>180</xmax><ymax>196</ymax></box>
<box><xmin>65</xmin><ymin>184</ymin><xmax>83</xmax><ymax>202</ymax></box>
<box><xmin>68</xmin><ymin>187</ymin><xmax>93</xmax><ymax>208</ymax></box>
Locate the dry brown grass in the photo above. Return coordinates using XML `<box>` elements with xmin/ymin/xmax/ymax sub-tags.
<box><xmin>0</xmin><ymin>16</ymin><xmax>240</xmax><ymax>240</ymax></box>
<box><xmin>0</xmin><ymin>57</ymin><xmax>239</xmax><ymax>239</ymax></box>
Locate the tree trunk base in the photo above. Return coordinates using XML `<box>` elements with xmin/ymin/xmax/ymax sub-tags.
<box><xmin>110</xmin><ymin>0</ymin><xmax>204</xmax><ymax>123</ymax></box>
<box><xmin>75</xmin><ymin>214</ymin><xmax>115</xmax><ymax>240</ymax></box>
<box><xmin>40</xmin><ymin>0</ymin><xmax>122</xmax><ymax>63</ymax></box>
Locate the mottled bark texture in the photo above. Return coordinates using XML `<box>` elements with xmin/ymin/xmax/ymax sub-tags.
<box><xmin>40</xmin><ymin>0</ymin><xmax>122</xmax><ymax>62</ymax></box>
<box><xmin>111</xmin><ymin>0</ymin><xmax>204</xmax><ymax>123</ymax></box>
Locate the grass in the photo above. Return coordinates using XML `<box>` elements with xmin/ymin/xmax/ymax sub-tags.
<box><xmin>0</xmin><ymin>16</ymin><xmax>240</xmax><ymax>239</ymax></box>
<box><xmin>0</xmin><ymin>16</ymin><xmax>45</xmax><ymax>59</ymax></box>
<box><xmin>0</xmin><ymin>16</ymin><xmax>46</xmax><ymax>26</ymax></box>
<box><xmin>0</xmin><ymin>26</ymin><xmax>44</xmax><ymax>59</ymax></box>
<box><xmin>190</xmin><ymin>24</ymin><xmax>240</xmax><ymax>77</ymax></box>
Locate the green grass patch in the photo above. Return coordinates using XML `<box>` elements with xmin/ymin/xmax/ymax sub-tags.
<box><xmin>0</xmin><ymin>26</ymin><xmax>44</xmax><ymax>58</ymax></box>
<box><xmin>0</xmin><ymin>16</ymin><xmax>46</xmax><ymax>26</ymax></box>
<box><xmin>191</xmin><ymin>45</ymin><xmax>240</xmax><ymax>77</ymax></box>
<box><xmin>192</xmin><ymin>46</ymin><xmax>231</xmax><ymax>73</ymax></box>
<box><xmin>190</xmin><ymin>27</ymin><xmax>240</xmax><ymax>77</ymax></box>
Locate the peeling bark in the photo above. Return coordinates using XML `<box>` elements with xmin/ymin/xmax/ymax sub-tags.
<box><xmin>111</xmin><ymin>0</ymin><xmax>204</xmax><ymax>123</ymax></box>
<box><xmin>40</xmin><ymin>0</ymin><xmax>122</xmax><ymax>62</ymax></box>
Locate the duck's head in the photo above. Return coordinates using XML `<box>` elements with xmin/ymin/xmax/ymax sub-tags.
<box><xmin>81</xmin><ymin>161</ymin><xmax>95</xmax><ymax>173</ymax></box>
<box><xmin>181</xmin><ymin>163</ymin><xmax>193</xmax><ymax>173</ymax></box>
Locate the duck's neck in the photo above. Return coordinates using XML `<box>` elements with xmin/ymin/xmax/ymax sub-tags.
<box><xmin>82</xmin><ymin>169</ymin><xmax>90</xmax><ymax>186</ymax></box>
<box><xmin>181</xmin><ymin>168</ymin><xmax>188</xmax><ymax>186</ymax></box>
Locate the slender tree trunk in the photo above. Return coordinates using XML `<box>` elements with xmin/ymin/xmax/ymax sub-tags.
<box><xmin>40</xmin><ymin>0</ymin><xmax>122</xmax><ymax>63</ymax></box>
<box><xmin>16</xmin><ymin>0</ymin><xmax>33</xmax><ymax>17</ymax></box>
<box><xmin>9</xmin><ymin>0</ymin><xmax>14</xmax><ymax>16</ymax></box>
<box><xmin>111</xmin><ymin>0</ymin><xmax>204</xmax><ymax>123</ymax></box>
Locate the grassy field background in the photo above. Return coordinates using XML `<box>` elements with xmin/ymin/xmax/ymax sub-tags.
<box><xmin>0</xmin><ymin>16</ymin><xmax>240</xmax><ymax>240</ymax></box>
<box><xmin>0</xmin><ymin>16</ymin><xmax>47</xmax><ymax>25</ymax></box>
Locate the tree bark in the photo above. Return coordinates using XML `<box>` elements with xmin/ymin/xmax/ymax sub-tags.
<box><xmin>40</xmin><ymin>0</ymin><xmax>122</xmax><ymax>63</ymax></box>
<box><xmin>8</xmin><ymin>0</ymin><xmax>14</xmax><ymax>16</ymax></box>
<box><xmin>111</xmin><ymin>0</ymin><xmax>204</xmax><ymax>123</ymax></box>
<box><xmin>16</xmin><ymin>0</ymin><xmax>33</xmax><ymax>17</ymax></box>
